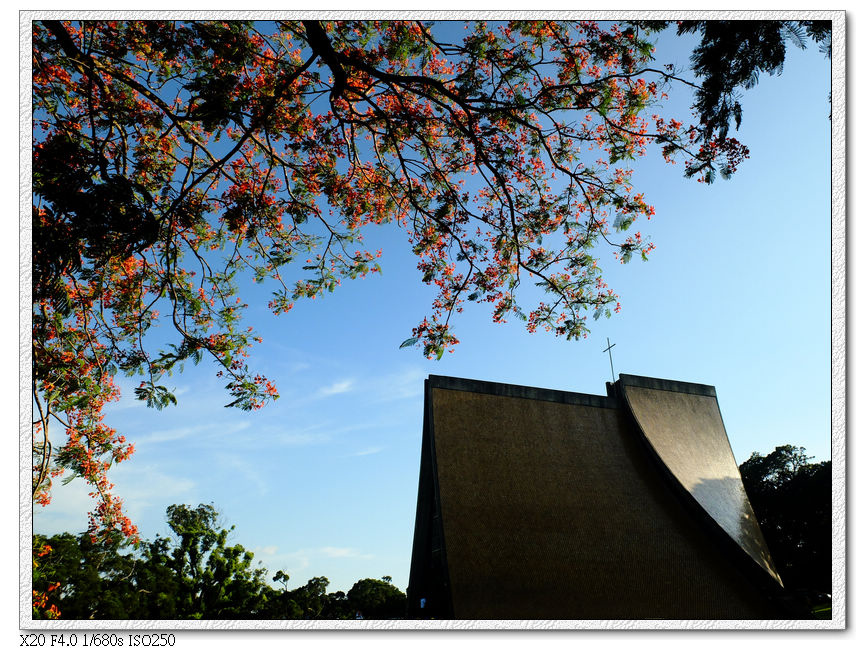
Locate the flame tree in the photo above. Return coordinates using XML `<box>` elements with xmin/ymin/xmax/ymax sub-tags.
<box><xmin>32</xmin><ymin>20</ymin><xmax>760</xmax><ymax>543</ymax></box>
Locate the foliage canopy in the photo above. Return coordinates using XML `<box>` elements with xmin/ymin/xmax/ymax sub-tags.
<box><xmin>31</xmin><ymin>19</ymin><xmax>828</xmax><ymax>541</ymax></box>
<box><xmin>33</xmin><ymin>503</ymin><xmax>407</xmax><ymax>619</ymax></box>
<box><xmin>739</xmin><ymin>445</ymin><xmax>832</xmax><ymax>600</ymax></box>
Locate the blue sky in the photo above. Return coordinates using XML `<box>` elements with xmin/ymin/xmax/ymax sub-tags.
<box><xmin>31</xmin><ymin>22</ymin><xmax>833</xmax><ymax>597</ymax></box>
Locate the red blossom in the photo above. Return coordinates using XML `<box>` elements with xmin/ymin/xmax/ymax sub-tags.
<box><xmin>32</xmin><ymin>19</ymin><xmax>735</xmax><ymax>540</ymax></box>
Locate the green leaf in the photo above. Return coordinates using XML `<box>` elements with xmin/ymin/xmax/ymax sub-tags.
<box><xmin>436</xmin><ymin>346</ymin><xmax>444</xmax><ymax>361</ymax></box>
<box><xmin>134</xmin><ymin>383</ymin><xmax>178</xmax><ymax>410</ymax></box>
<box><xmin>399</xmin><ymin>337</ymin><xmax>418</xmax><ymax>349</ymax></box>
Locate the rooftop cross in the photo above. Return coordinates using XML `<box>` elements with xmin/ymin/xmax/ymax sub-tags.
<box><xmin>603</xmin><ymin>337</ymin><xmax>616</xmax><ymax>382</ymax></box>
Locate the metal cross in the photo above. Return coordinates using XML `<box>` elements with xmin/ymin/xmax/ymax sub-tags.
<box><xmin>602</xmin><ymin>337</ymin><xmax>616</xmax><ymax>381</ymax></box>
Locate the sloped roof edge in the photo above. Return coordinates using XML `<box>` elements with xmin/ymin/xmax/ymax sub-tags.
<box><xmin>615</xmin><ymin>378</ymin><xmax>788</xmax><ymax>594</ymax></box>
<box><xmin>617</xmin><ymin>373</ymin><xmax>717</xmax><ymax>397</ymax></box>
<box><xmin>426</xmin><ymin>374</ymin><xmax>617</xmax><ymax>409</ymax></box>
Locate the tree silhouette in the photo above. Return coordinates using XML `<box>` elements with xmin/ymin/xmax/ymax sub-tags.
<box><xmin>739</xmin><ymin>446</ymin><xmax>831</xmax><ymax>604</ymax></box>
<box><xmin>33</xmin><ymin>503</ymin><xmax>408</xmax><ymax>619</ymax></box>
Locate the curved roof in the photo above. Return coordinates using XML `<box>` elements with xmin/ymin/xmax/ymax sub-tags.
<box><xmin>407</xmin><ymin>373</ymin><xmax>793</xmax><ymax>619</ymax></box>
<box><xmin>618</xmin><ymin>374</ymin><xmax>782</xmax><ymax>585</ymax></box>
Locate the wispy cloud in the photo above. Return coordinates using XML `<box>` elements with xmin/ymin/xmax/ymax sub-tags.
<box><xmin>248</xmin><ymin>545</ymin><xmax>372</xmax><ymax>579</ymax></box>
<box><xmin>32</xmin><ymin>479</ymin><xmax>94</xmax><ymax>535</ymax></box>
<box><xmin>372</xmin><ymin>367</ymin><xmax>426</xmax><ymax>402</ymax></box>
<box><xmin>213</xmin><ymin>453</ymin><xmax>270</xmax><ymax>496</ymax></box>
<box><xmin>226</xmin><ymin>420</ymin><xmax>334</xmax><ymax>449</ymax></box>
<box><xmin>287</xmin><ymin>361</ymin><xmax>312</xmax><ymax>373</ymax></box>
<box><xmin>348</xmin><ymin>446</ymin><xmax>384</xmax><ymax>457</ymax></box>
<box><xmin>315</xmin><ymin>378</ymin><xmax>355</xmax><ymax>398</ymax></box>
<box><xmin>261</xmin><ymin>419</ymin><xmax>390</xmax><ymax>448</ymax></box>
<box><xmin>318</xmin><ymin>546</ymin><xmax>374</xmax><ymax>560</ymax></box>
<box><xmin>33</xmin><ymin>462</ymin><xmax>198</xmax><ymax>536</ymax></box>
<box><xmin>135</xmin><ymin>425</ymin><xmax>205</xmax><ymax>444</ymax></box>
<box><xmin>111</xmin><ymin>463</ymin><xmax>197</xmax><ymax>511</ymax></box>
<box><xmin>254</xmin><ymin>545</ymin><xmax>279</xmax><ymax>556</ymax></box>
<box><xmin>265</xmin><ymin>549</ymin><xmax>311</xmax><ymax>573</ymax></box>
<box><xmin>272</xmin><ymin>431</ymin><xmax>332</xmax><ymax>446</ymax></box>
<box><xmin>136</xmin><ymin>420</ymin><xmax>252</xmax><ymax>445</ymax></box>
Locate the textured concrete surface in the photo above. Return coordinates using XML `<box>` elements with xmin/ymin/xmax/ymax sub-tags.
<box><xmin>408</xmin><ymin>375</ymin><xmax>787</xmax><ymax>620</ymax></box>
<box><xmin>620</xmin><ymin>378</ymin><xmax>782</xmax><ymax>584</ymax></box>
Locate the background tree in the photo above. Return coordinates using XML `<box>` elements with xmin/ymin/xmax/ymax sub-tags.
<box><xmin>284</xmin><ymin>575</ymin><xmax>332</xmax><ymax>620</ymax></box>
<box><xmin>32</xmin><ymin>503</ymin><xmax>407</xmax><ymax>619</ymax></box>
<box><xmin>266</xmin><ymin>569</ymin><xmax>304</xmax><ymax>619</ymax></box>
<box><xmin>162</xmin><ymin>503</ymin><xmax>273</xmax><ymax>618</ymax></box>
<box><xmin>34</xmin><ymin>504</ymin><xmax>276</xmax><ymax>619</ymax></box>
<box><xmin>33</xmin><ymin>532</ymin><xmax>138</xmax><ymax>619</ymax></box>
<box><xmin>739</xmin><ymin>445</ymin><xmax>832</xmax><ymax>608</ymax></box>
<box><xmin>32</xmin><ymin>536</ymin><xmax>67</xmax><ymax>619</ymax></box>
<box><xmin>31</xmin><ymin>19</ymin><xmax>828</xmax><ymax>544</ymax></box>
<box><xmin>321</xmin><ymin>588</ymin><xmax>352</xmax><ymax>619</ymax></box>
<box><xmin>347</xmin><ymin>575</ymin><xmax>407</xmax><ymax>619</ymax></box>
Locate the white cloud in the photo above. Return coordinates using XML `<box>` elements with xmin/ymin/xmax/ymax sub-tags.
<box><xmin>254</xmin><ymin>545</ymin><xmax>279</xmax><ymax>556</ymax></box>
<box><xmin>318</xmin><ymin>546</ymin><xmax>373</xmax><ymax>560</ymax></box>
<box><xmin>226</xmin><ymin>420</ymin><xmax>334</xmax><ymax>449</ymax></box>
<box><xmin>272</xmin><ymin>431</ymin><xmax>332</xmax><ymax>447</ymax></box>
<box><xmin>315</xmin><ymin>378</ymin><xmax>355</xmax><ymax>398</ymax></box>
<box><xmin>349</xmin><ymin>446</ymin><xmax>384</xmax><ymax>457</ymax></box>
<box><xmin>111</xmin><ymin>462</ymin><xmax>197</xmax><ymax>511</ymax></box>
<box><xmin>135</xmin><ymin>420</ymin><xmax>252</xmax><ymax>446</ymax></box>
<box><xmin>32</xmin><ymin>478</ymin><xmax>94</xmax><ymax>535</ymax></box>
<box><xmin>32</xmin><ymin>462</ymin><xmax>197</xmax><ymax>537</ymax></box>
<box><xmin>259</xmin><ymin>545</ymin><xmax>372</xmax><ymax>569</ymax></box>
<box><xmin>257</xmin><ymin>548</ymin><xmax>311</xmax><ymax>575</ymax></box>
<box><xmin>371</xmin><ymin>367</ymin><xmax>426</xmax><ymax>402</ymax></box>
<box><xmin>213</xmin><ymin>454</ymin><xmax>269</xmax><ymax>496</ymax></box>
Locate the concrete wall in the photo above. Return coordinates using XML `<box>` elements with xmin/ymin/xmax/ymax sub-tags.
<box><xmin>408</xmin><ymin>376</ymin><xmax>785</xmax><ymax>619</ymax></box>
